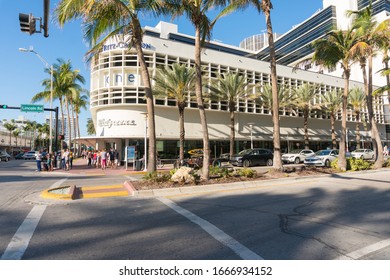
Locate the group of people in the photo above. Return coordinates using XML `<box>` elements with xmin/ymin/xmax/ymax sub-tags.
<box><xmin>60</xmin><ymin>149</ymin><xmax>74</xmax><ymax>171</ymax></box>
<box><xmin>85</xmin><ymin>148</ymin><xmax>119</xmax><ymax>170</ymax></box>
<box><xmin>35</xmin><ymin>150</ymin><xmax>54</xmax><ymax>172</ymax></box>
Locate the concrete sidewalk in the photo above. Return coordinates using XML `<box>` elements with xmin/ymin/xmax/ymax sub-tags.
<box><xmin>50</xmin><ymin>157</ymin><xmax>173</xmax><ymax>176</ymax></box>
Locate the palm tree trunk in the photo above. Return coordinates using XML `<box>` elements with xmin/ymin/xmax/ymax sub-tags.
<box><xmin>72</xmin><ymin>105</ymin><xmax>77</xmax><ymax>154</ymax></box>
<box><xmin>338</xmin><ymin>73</ymin><xmax>349</xmax><ymax>172</ymax></box>
<box><xmin>303</xmin><ymin>109</ymin><xmax>309</xmax><ymax>149</ymax></box>
<box><xmin>76</xmin><ymin>112</ymin><xmax>81</xmax><ymax>155</ymax></box>
<box><xmin>229</xmin><ymin>105</ymin><xmax>235</xmax><ymax>157</ymax></box>
<box><xmin>263</xmin><ymin>2</ymin><xmax>282</xmax><ymax>170</ymax></box>
<box><xmin>65</xmin><ymin>96</ymin><xmax>72</xmax><ymax>149</ymax></box>
<box><xmin>368</xmin><ymin>55</ymin><xmax>384</xmax><ymax>168</ymax></box>
<box><xmin>133</xmin><ymin>18</ymin><xmax>156</xmax><ymax>172</ymax></box>
<box><xmin>178</xmin><ymin>104</ymin><xmax>185</xmax><ymax>161</ymax></box>
<box><xmin>59</xmin><ymin>97</ymin><xmax>65</xmax><ymax>135</ymax></box>
<box><xmin>195</xmin><ymin>26</ymin><xmax>210</xmax><ymax>180</ymax></box>
<box><xmin>331</xmin><ymin>113</ymin><xmax>337</xmax><ymax>149</ymax></box>
<box><xmin>356</xmin><ymin>112</ymin><xmax>361</xmax><ymax>149</ymax></box>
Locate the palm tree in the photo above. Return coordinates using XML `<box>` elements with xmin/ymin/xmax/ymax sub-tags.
<box><xmin>206</xmin><ymin>72</ymin><xmax>253</xmax><ymax>157</ymax></box>
<box><xmin>72</xmin><ymin>91</ymin><xmax>88</xmax><ymax>154</ymax></box>
<box><xmin>87</xmin><ymin>118</ymin><xmax>96</xmax><ymax>136</ymax></box>
<box><xmin>312</xmin><ymin>29</ymin><xmax>359</xmax><ymax>171</ymax></box>
<box><xmin>321</xmin><ymin>90</ymin><xmax>343</xmax><ymax>149</ymax></box>
<box><xmin>55</xmin><ymin>0</ymin><xmax>166</xmax><ymax>173</ymax></box>
<box><xmin>254</xmin><ymin>84</ymin><xmax>293</xmax><ymax>113</ymax></box>
<box><xmin>348</xmin><ymin>87</ymin><xmax>366</xmax><ymax>149</ymax></box>
<box><xmin>347</xmin><ymin>4</ymin><xmax>389</xmax><ymax>168</ymax></box>
<box><xmin>291</xmin><ymin>83</ymin><xmax>321</xmax><ymax>149</ymax></box>
<box><xmin>12</xmin><ymin>129</ymin><xmax>20</xmax><ymax>152</ymax></box>
<box><xmin>24</xmin><ymin>120</ymin><xmax>37</xmax><ymax>150</ymax></box>
<box><xmin>3</xmin><ymin>121</ymin><xmax>17</xmax><ymax>153</ymax></box>
<box><xmin>222</xmin><ymin>0</ymin><xmax>282</xmax><ymax>169</ymax></box>
<box><xmin>166</xmin><ymin>0</ymin><xmax>230</xmax><ymax>180</ymax></box>
<box><xmin>153</xmin><ymin>63</ymin><xmax>196</xmax><ymax>162</ymax></box>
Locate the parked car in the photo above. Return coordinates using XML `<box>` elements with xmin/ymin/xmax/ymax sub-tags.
<box><xmin>15</xmin><ymin>152</ymin><xmax>25</xmax><ymax>160</ymax></box>
<box><xmin>351</xmin><ymin>149</ymin><xmax>374</xmax><ymax>160</ymax></box>
<box><xmin>230</xmin><ymin>148</ymin><xmax>273</xmax><ymax>167</ymax></box>
<box><xmin>282</xmin><ymin>149</ymin><xmax>315</xmax><ymax>164</ymax></box>
<box><xmin>22</xmin><ymin>151</ymin><xmax>36</xmax><ymax>160</ymax></box>
<box><xmin>212</xmin><ymin>153</ymin><xmax>231</xmax><ymax>167</ymax></box>
<box><xmin>0</xmin><ymin>151</ymin><xmax>11</xmax><ymax>162</ymax></box>
<box><xmin>304</xmin><ymin>149</ymin><xmax>339</xmax><ymax>167</ymax></box>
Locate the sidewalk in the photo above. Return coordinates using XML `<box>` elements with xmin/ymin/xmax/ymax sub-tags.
<box><xmin>50</xmin><ymin>157</ymin><xmax>173</xmax><ymax>176</ymax></box>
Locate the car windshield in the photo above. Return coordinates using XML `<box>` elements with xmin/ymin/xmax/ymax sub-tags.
<box><xmin>353</xmin><ymin>149</ymin><xmax>365</xmax><ymax>153</ymax></box>
<box><xmin>315</xmin><ymin>150</ymin><xmax>332</xmax><ymax>156</ymax></box>
<box><xmin>238</xmin><ymin>149</ymin><xmax>253</xmax><ymax>155</ymax></box>
<box><xmin>289</xmin><ymin>149</ymin><xmax>302</xmax><ymax>154</ymax></box>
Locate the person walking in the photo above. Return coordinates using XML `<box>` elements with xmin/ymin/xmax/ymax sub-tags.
<box><xmin>35</xmin><ymin>150</ymin><xmax>42</xmax><ymax>172</ymax></box>
<box><xmin>101</xmin><ymin>149</ymin><xmax>107</xmax><ymax>170</ymax></box>
<box><xmin>69</xmin><ymin>151</ymin><xmax>74</xmax><ymax>169</ymax></box>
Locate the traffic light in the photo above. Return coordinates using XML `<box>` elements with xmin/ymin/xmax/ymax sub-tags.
<box><xmin>19</xmin><ymin>13</ymin><xmax>36</xmax><ymax>35</ymax></box>
<box><xmin>0</xmin><ymin>105</ymin><xmax>7</xmax><ymax>109</ymax></box>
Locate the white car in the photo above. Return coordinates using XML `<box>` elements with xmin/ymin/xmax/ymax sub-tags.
<box><xmin>304</xmin><ymin>149</ymin><xmax>339</xmax><ymax>167</ymax></box>
<box><xmin>351</xmin><ymin>149</ymin><xmax>374</xmax><ymax>160</ymax></box>
<box><xmin>282</xmin><ymin>149</ymin><xmax>315</xmax><ymax>164</ymax></box>
<box><xmin>22</xmin><ymin>151</ymin><xmax>36</xmax><ymax>160</ymax></box>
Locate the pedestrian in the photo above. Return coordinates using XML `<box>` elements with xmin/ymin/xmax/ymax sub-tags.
<box><xmin>109</xmin><ymin>148</ymin><xmax>115</xmax><ymax>168</ymax></box>
<box><xmin>114</xmin><ymin>149</ymin><xmax>119</xmax><ymax>168</ymax></box>
<box><xmin>383</xmin><ymin>145</ymin><xmax>388</xmax><ymax>157</ymax></box>
<box><xmin>69</xmin><ymin>151</ymin><xmax>73</xmax><ymax>169</ymax></box>
<box><xmin>101</xmin><ymin>149</ymin><xmax>107</xmax><ymax>170</ymax></box>
<box><xmin>35</xmin><ymin>150</ymin><xmax>42</xmax><ymax>172</ymax></box>
<box><xmin>47</xmin><ymin>153</ymin><xmax>53</xmax><ymax>171</ymax></box>
<box><xmin>87</xmin><ymin>150</ymin><xmax>92</xmax><ymax>167</ymax></box>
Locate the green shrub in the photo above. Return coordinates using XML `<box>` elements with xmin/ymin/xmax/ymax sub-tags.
<box><xmin>209</xmin><ymin>165</ymin><xmax>233</xmax><ymax>177</ymax></box>
<box><xmin>235</xmin><ymin>168</ymin><xmax>257</xmax><ymax>178</ymax></box>
<box><xmin>143</xmin><ymin>171</ymin><xmax>171</xmax><ymax>183</ymax></box>
<box><xmin>331</xmin><ymin>158</ymin><xmax>372</xmax><ymax>171</ymax></box>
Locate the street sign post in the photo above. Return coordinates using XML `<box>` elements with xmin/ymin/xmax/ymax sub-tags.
<box><xmin>20</xmin><ymin>104</ymin><xmax>44</xmax><ymax>113</ymax></box>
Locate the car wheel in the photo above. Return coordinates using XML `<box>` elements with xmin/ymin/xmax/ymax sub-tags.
<box><xmin>266</xmin><ymin>158</ymin><xmax>273</xmax><ymax>166</ymax></box>
<box><xmin>243</xmin><ymin>159</ymin><xmax>251</xmax><ymax>167</ymax></box>
<box><xmin>294</xmin><ymin>157</ymin><xmax>300</xmax><ymax>164</ymax></box>
<box><xmin>212</xmin><ymin>160</ymin><xmax>221</xmax><ymax>167</ymax></box>
<box><xmin>325</xmin><ymin>159</ymin><xmax>330</xmax><ymax>167</ymax></box>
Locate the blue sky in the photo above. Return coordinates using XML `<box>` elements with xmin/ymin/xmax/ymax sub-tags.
<box><xmin>0</xmin><ymin>0</ymin><xmax>323</xmax><ymax>136</ymax></box>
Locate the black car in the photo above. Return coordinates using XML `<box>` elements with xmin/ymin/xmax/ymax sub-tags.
<box><xmin>230</xmin><ymin>148</ymin><xmax>273</xmax><ymax>167</ymax></box>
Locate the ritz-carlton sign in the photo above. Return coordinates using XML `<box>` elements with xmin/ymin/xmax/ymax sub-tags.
<box><xmin>102</xmin><ymin>41</ymin><xmax>152</xmax><ymax>51</ymax></box>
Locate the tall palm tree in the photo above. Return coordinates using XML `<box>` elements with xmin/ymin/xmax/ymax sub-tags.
<box><xmin>3</xmin><ymin>121</ymin><xmax>17</xmax><ymax>153</ymax></box>
<box><xmin>153</xmin><ymin>63</ymin><xmax>196</xmax><ymax>162</ymax></box>
<box><xmin>321</xmin><ymin>90</ymin><xmax>343</xmax><ymax>149</ymax></box>
<box><xmin>24</xmin><ymin>120</ymin><xmax>37</xmax><ymax>150</ymax></box>
<box><xmin>348</xmin><ymin>87</ymin><xmax>366</xmax><ymax>149</ymax></box>
<box><xmin>166</xmin><ymin>0</ymin><xmax>230</xmax><ymax>180</ymax></box>
<box><xmin>207</xmin><ymin>72</ymin><xmax>253</xmax><ymax>157</ymax></box>
<box><xmin>291</xmin><ymin>83</ymin><xmax>321</xmax><ymax>149</ymax></box>
<box><xmin>347</xmin><ymin>4</ymin><xmax>389</xmax><ymax>168</ymax></box>
<box><xmin>312</xmin><ymin>29</ymin><xmax>359</xmax><ymax>171</ymax></box>
<box><xmin>55</xmin><ymin>0</ymin><xmax>166</xmax><ymax>173</ymax></box>
<box><xmin>222</xmin><ymin>0</ymin><xmax>282</xmax><ymax>169</ymax></box>
<box><xmin>72</xmin><ymin>91</ymin><xmax>88</xmax><ymax>154</ymax></box>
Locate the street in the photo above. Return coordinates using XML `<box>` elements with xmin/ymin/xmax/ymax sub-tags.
<box><xmin>1</xmin><ymin>159</ymin><xmax>390</xmax><ymax>260</ymax></box>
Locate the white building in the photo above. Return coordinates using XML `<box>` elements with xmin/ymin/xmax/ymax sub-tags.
<box><xmin>89</xmin><ymin>21</ymin><xmax>386</xmax><ymax>160</ymax></box>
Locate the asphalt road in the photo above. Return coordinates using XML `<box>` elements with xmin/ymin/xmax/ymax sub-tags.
<box><xmin>1</xmin><ymin>159</ymin><xmax>390</xmax><ymax>260</ymax></box>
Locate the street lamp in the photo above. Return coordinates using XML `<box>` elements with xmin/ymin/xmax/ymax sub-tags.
<box><xmin>141</xmin><ymin>113</ymin><xmax>148</xmax><ymax>171</ymax></box>
<box><xmin>19</xmin><ymin>47</ymin><xmax>53</xmax><ymax>154</ymax></box>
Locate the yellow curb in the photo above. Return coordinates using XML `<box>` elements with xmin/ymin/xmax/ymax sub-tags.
<box><xmin>40</xmin><ymin>186</ymin><xmax>74</xmax><ymax>200</ymax></box>
<box><xmin>80</xmin><ymin>191</ymin><xmax>129</xmax><ymax>199</ymax></box>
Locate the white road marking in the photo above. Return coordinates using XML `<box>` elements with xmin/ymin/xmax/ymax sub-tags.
<box><xmin>157</xmin><ymin>197</ymin><xmax>264</xmax><ymax>260</ymax></box>
<box><xmin>1</xmin><ymin>179</ymin><xmax>67</xmax><ymax>260</ymax></box>
<box><xmin>336</xmin><ymin>238</ymin><xmax>390</xmax><ymax>260</ymax></box>
<box><xmin>1</xmin><ymin>205</ymin><xmax>46</xmax><ymax>260</ymax></box>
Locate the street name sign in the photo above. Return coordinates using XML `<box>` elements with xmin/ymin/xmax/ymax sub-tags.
<box><xmin>21</xmin><ymin>104</ymin><xmax>44</xmax><ymax>113</ymax></box>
